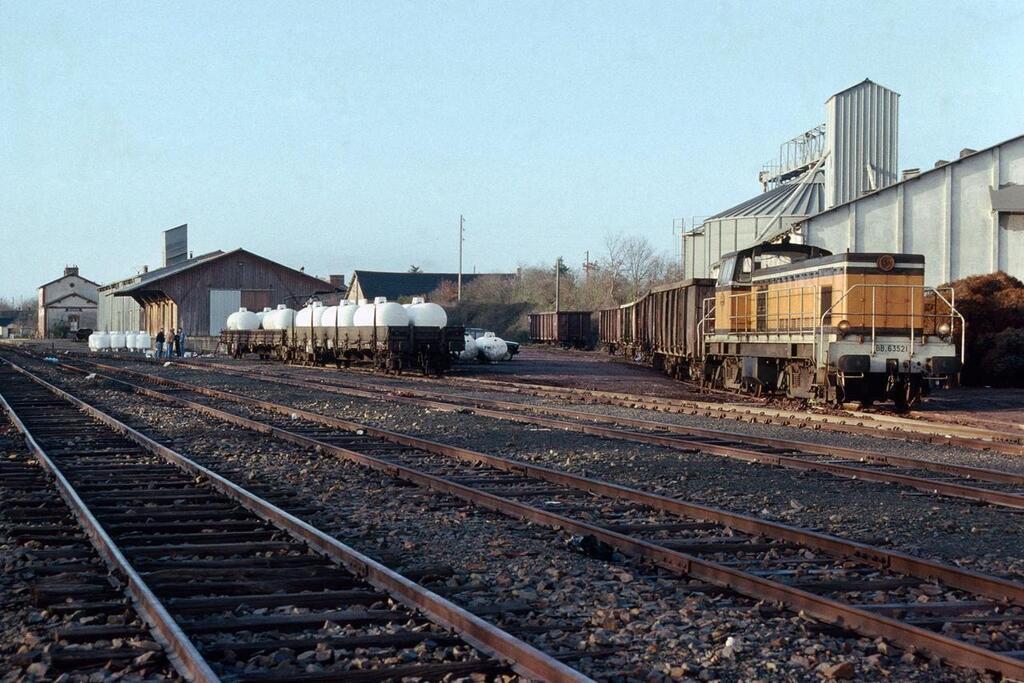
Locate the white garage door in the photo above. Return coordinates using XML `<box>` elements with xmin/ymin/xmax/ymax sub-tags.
<box><xmin>209</xmin><ymin>289</ymin><xmax>241</xmax><ymax>335</ymax></box>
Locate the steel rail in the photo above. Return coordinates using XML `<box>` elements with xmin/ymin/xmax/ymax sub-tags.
<box><xmin>284</xmin><ymin>372</ymin><xmax>1024</xmax><ymax>486</ymax></box>
<box><xmin>80</xmin><ymin>357</ymin><xmax>1024</xmax><ymax>510</ymax></box>
<box><xmin>341</xmin><ymin>366</ymin><xmax>1024</xmax><ymax>454</ymax></box>
<box><xmin>0</xmin><ymin>358</ymin><xmax>589</xmax><ymax>683</ymax></box>
<box><xmin>0</xmin><ymin>373</ymin><xmax>219</xmax><ymax>682</ymax></box>
<box><xmin>446</xmin><ymin>377</ymin><xmax>1024</xmax><ymax>453</ymax></box>
<box><xmin>97</xmin><ymin>350</ymin><xmax>1024</xmax><ymax>453</ymax></box>
<box><xmin>31</xmin><ymin>356</ymin><xmax>1024</xmax><ymax>678</ymax></box>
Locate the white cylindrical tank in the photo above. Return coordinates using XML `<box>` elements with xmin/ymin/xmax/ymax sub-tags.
<box><xmin>408</xmin><ymin>296</ymin><xmax>448</xmax><ymax>328</ymax></box>
<box><xmin>264</xmin><ymin>304</ymin><xmax>296</xmax><ymax>330</ymax></box>
<box><xmin>95</xmin><ymin>331</ymin><xmax>111</xmax><ymax>350</ymax></box>
<box><xmin>226</xmin><ymin>310</ymin><xmax>240</xmax><ymax>330</ymax></box>
<box><xmin>126</xmin><ymin>332</ymin><xmax>138</xmax><ymax>350</ymax></box>
<box><xmin>353</xmin><ymin>298</ymin><xmax>379</xmax><ymax>326</ymax></box>
<box><xmin>110</xmin><ymin>331</ymin><xmax>127</xmax><ymax>349</ymax></box>
<box><xmin>459</xmin><ymin>334</ymin><xmax>478</xmax><ymax>361</ymax></box>
<box><xmin>256</xmin><ymin>307</ymin><xmax>273</xmax><ymax>329</ymax></box>
<box><xmin>338</xmin><ymin>301</ymin><xmax>357</xmax><ymax>327</ymax></box>
<box><xmin>137</xmin><ymin>331</ymin><xmax>151</xmax><ymax>351</ymax></box>
<box><xmin>354</xmin><ymin>296</ymin><xmax>409</xmax><ymax>327</ymax></box>
<box><xmin>319</xmin><ymin>305</ymin><xmax>339</xmax><ymax>327</ymax></box>
<box><xmin>87</xmin><ymin>332</ymin><xmax>99</xmax><ymax>351</ymax></box>
<box><xmin>233</xmin><ymin>307</ymin><xmax>259</xmax><ymax>331</ymax></box>
<box><xmin>295</xmin><ymin>302</ymin><xmax>326</xmax><ymax>328</ymax></box>
<box><xmin>476</xmin><ymin>332</ymin><xmax>508</xmax><ymax>362</ymax></box>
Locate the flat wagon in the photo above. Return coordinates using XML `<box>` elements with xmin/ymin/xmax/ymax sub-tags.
<box><xmin>219</xmin><ymin>325</ymin><xmax>464</xmax><ymax>375</ymax></box>
<box><xmin>528</xmin><ymin>311</ymin><xmax>594</xmax><ymax>348</ymax></box>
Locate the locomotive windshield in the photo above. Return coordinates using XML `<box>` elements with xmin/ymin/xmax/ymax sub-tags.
<box><xmin>715</xmin><ymin>242</ymin><xmax>832</xmax><ymax>286</ymax></box>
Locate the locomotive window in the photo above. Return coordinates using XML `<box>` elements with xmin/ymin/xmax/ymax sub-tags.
<box><xmin>716</xmin><ymin>257</ymin><xmax>736</xmax><ymax>286</ymax></box>
<box><xmin>736</xmin><ymin>256</ymin><xmax>753</xmax><ymax>282</ymax></box>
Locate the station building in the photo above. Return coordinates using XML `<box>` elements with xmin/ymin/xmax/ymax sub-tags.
<box><xmin>37</xmin><ymin>266</ymin><xmax>99</xmax><ymax>337</ymax></box>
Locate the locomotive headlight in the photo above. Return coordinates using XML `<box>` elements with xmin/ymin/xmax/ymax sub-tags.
<box><xmin>837</xmin><ymin>320</ymin><xmax>851</xmax><ymax>333</ymax></box>
<box><xmin>937</xmin><ymin>322</ymin><xmax>951</xmax><ymax>336</ymax></box>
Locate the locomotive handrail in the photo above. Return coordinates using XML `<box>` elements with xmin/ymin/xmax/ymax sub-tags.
<box><xmin>696</xmin><ymin>297</ymin><xmax>716</xmax><ymax>357</ymax></box>
<box><xmin>815</xmin><ymin>284</ymin><xmax>963</xmax><ymax>369</ymax></box>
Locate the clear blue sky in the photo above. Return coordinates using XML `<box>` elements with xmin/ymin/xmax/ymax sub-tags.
<box><xmin>3</xmin><ymin>1</ymin><xmax>1023</xmax><ymax>297</ymax></box>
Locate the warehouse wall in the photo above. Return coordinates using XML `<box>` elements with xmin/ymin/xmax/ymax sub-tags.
<box><xmin>97</xmin><ymin>280</ymin><xmax>145</xmax><ymax>332</ymax></box>
<box><xmin>804</xmin><ymin>136</ymin><xmax>1024</xmax><ymax>286</ymax></box>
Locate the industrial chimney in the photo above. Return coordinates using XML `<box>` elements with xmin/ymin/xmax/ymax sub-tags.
<box><xmin>163</xmin><ymin>224</ymin><xmax>188</xmax><ymax>267</ymax></box>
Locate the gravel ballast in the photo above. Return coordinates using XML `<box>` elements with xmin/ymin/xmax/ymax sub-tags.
<box><xmin>7</xmin><ymin>356</ymin><xmax>1004</xmax><ymax>682</ymax></box>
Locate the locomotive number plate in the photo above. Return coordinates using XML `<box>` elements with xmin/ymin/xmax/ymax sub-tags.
<box><xmin>875</xmin><ymin>343</ymin><xmax>910</xmax><ymax>354</ymax></box>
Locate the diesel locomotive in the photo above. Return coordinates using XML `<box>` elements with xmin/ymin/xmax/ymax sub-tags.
<box><xmin>599</xmin><ymin>242</ymin><xmax>963</xmax><ymax>408</ymax></box>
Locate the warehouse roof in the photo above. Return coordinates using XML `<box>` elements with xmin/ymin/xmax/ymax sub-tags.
<box><xmin>99</xmin><ymin>250</ymin><xmax>225</xmax><ymax>292</ymax></box>
<box><xmin>113</xmin><ymin>249</ymin><xmax>329</xmax><ymax>297</ymax></box>
<box><xmin>709</xmin><ymin>174</ymin><xmax>825</xmax><ymax>220</ymax></box>
<box><xmin>348</xmin><ymin>270</ymin><xmax>511</xmax><ymax>301</ymax></box>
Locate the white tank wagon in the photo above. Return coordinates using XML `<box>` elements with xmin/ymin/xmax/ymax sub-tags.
<box><xmin>218</xmin><ymin>297</ymin><xmax>465</xmax><ymax>376</ymax></box>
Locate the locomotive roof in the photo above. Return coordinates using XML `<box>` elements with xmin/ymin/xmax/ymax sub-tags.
<box><xmin>751</xmin><ymin>252</ymin><xmax>925</xmax><ymax>280</ymax></box>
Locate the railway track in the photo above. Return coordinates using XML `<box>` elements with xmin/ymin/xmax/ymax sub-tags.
<box><xmin>83</xmin><ymin>350</ymin><xmax>1024</xmax><ymax>454</ymax></box>
<box><xmin>0</xmin><ymin>359</ymin><xmax>587</xmax><ymax>682</ymax></box>
<box><xmin>16</xmin><ymin>353</ymin><xmax>1024</xmax><ymax>678</ymax></box>
<box><xmin>340</xmin><ymin>364</ymin><xmax>1024</xmax><ymax>456</ymax></box>
<box><xmin>1</xmin><ymin>445</ymin><xmax>181</xmax><ymax>680</ymax></box>
<box><xmin>84</xmin><ymin>356</ymin><xmax>1024</xmax><ymax>511</ymax></box>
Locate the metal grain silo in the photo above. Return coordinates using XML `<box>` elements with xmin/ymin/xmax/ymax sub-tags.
<box><xmin>825</xmin><ymin>79</ymin><xmax>900</xmax><ymax>208</ymax></box>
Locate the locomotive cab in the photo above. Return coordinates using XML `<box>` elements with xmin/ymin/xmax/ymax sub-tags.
<box><xmin>704</xmin><ymin>243</ymin><xmax>963</xmax><ymax>409</ymax></box>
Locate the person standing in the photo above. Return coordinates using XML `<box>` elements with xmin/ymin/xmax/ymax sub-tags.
<box><xmin>155</xmin><ymin>328</ymin><xmax>165</xmax><ymax>357</ymax></box>
<box><xmin>174</xmin><ymin>327</ymin><xmax>183</xmax><ymax>357</ymax></box>
<box><xmin>178</xmin><ymin>328</ymin><xmax>187</xmax><ymax>357</ymax></box>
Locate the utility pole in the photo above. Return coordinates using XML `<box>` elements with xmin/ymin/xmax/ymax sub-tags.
<box><xmin>457</xmin><ymin>214</ymin><xmax>465</xmax><ymax>302</ymax></box>
<box><xmin>583</xmin><ymin>250</ymin><xmax>597</xmax><ymax>283</ymax></box>
<box><xmin>554</xmin><ymin>256</ymin><xmax>562</xmax><ymax>312</ymax></box>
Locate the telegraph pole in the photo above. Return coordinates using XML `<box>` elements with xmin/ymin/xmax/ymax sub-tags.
<box><xmin>583</xmin><ymin>250</ymin><xmax>597</xmax><ymax>283</ymax></box>
<box><xmin>554</xmin><ymin>256</ymin><xmax>562</xmax><ymax>312</ymax></box>
<box><xmin>457</xmin><ymin>214</ymin><xmax>465</xmax><ymax>302</ymax></box>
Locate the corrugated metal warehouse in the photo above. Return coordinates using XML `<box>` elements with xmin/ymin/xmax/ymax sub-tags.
<box><xmin>797</xmin><ymin>135</ymin><xmax>1024</xmax><ymax>285</ymax></box>
<box><xmin>682</xmin><ymin>78</ymin><xmax>1022</xmax><ymax>286</ymax></box>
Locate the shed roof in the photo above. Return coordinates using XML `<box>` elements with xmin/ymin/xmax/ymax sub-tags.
<box><xmin>350</xmin><ymin>270</ymin><xmax>512</xmax><ymax>300</ymax></box>
<box><xmin>113</xmin><ymin>248</ymin><xmax>328</xmax><ymax>297</ymax></box>
<box><xmin>709</xmin><ymin>175</ymin><xmax>825</xmax><ymax>220</ymax></box>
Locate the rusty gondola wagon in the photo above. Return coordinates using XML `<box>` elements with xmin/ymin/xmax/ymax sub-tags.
<box><xmin>528</xmin><ymin>311</ymin><xmax>594</xmax><ymax>349</ymax></box>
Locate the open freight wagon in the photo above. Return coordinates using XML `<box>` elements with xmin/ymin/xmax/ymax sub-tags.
<box><xmin>597</xmin><ymin>278</ymin><xmax>716</xmax><ymax>379</ymax></box>
<box><xmin>528</xmin><ymin>311</ymin><xmax>594</xmax><ymax>349</ymax></box>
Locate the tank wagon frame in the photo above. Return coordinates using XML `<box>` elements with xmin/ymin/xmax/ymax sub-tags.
<box><xmin>219</xmin><ymin>325</ymin><xmax>465</xmax><ymax>376</ymax></box>
<box><xmin>528</xmin><ymin>311</ymin><xmax>594</xmax><ymax>349</ymax></box>
<box><xmin>599</xmin><ymin>243</ymin><xmax>964</xmax><ymax>408</ymax></box>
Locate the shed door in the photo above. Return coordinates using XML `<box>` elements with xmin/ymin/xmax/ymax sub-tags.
<box><xmin>209</xmin><ymin>289</ymin><xmax>241</xmax><ymax>335</ymax></box>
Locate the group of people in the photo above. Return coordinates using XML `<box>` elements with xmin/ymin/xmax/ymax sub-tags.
<box><xmin>155</xmin><ymin>327</ymin><xmax>186</xmax><ymax>358</ymax></box>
